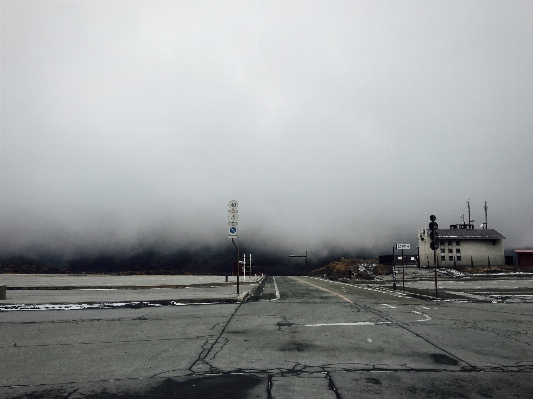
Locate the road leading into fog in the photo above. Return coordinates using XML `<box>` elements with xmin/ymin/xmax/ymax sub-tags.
<box><xmin>1</xmin><ymin>276</ymin><xmax>532</xmax><ymax>398</ymax></box>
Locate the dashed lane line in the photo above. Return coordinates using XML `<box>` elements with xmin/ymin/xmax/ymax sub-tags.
<box><xmin>292</xmin><ymin>277</ymin><xmax>354</xmax><ymax>304</ymax></box>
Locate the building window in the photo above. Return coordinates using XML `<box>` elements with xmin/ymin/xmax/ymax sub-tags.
<box><xmin>456</xmin><ymin>241</ymin><xmax>460</xmax><ymax>246</ymax></box>
<box><xmin>440</xmin><ymin>248</ymin><xmax>445</xmax><ymax>253</ymax></box>
<box><xmin>448</xmin><ymin>240</ymin><xmax>453</xmax><ymax>246</ymax></box>
<box><xmin>456</xmin><ymin>248</ymin><xmax>461</xmax><ymax>254</ymax></box>
<box><xmin>441</xmin><ymin>256</ymin><xmax>445</xmax><ymax>261</ymax></box>
<box><xmin>449</xmin><ymin>256</ymin><xmax>454</xmax><ymax>261</ymax></box>
<box><xmin>457</xmin><ymin>256</ymin><xmax>462</xmax><ymax>261</ymax></box>
<box><xmin>449</xmin><ymin>249</ymin><xmax>453</xmax><ymax>253</ymax></box>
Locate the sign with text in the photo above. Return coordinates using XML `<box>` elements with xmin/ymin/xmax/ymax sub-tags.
<box><xmin>396</xmin><ymin>244</ymin><xmax>410</xmax><ymax>250</ymax></box>
<box><xmin>228</xmin><ymin>200</ymin><xmax>238</xmax><ymax>238</ymax></box>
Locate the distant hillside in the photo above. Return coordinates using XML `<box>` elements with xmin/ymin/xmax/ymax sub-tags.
<box><xmin>309</xmin><ymin>258</ymin><xmax>389</xmax><ymax>279</ymax></box>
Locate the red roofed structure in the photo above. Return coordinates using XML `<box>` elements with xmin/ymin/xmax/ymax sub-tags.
<box><xmin>514</xmin><ymin>250</ymin><xmax>533</xmax><ymax>268</ymax></box>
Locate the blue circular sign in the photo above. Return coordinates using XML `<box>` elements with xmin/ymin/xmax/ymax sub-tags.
<box><xmin>229</xmin><ymin>226</ymin><xmax>237</xmax><ymax>235</ymax></box>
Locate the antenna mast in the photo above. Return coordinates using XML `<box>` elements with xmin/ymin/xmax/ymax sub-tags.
<box><xmin>467</xmin><ymin>199</ymin><xmax>474</xmax><ymax>229</ymax></box>
<box><xmin>484</xmin><ymin>201</ymin><xmax>488</xmax><ymax>229</ymax></box>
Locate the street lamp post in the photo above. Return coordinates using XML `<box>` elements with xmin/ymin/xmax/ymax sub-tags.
<box><xmin>289</xmin><ymin>251</ymin><xmax>308</xmax><ymax>275</ymax></box>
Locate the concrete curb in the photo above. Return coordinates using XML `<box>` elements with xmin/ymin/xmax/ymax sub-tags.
<box><xmin>236</xmin><ymin>291</ymin><xmax>250</xmax><ymax>303</ymax></box>
<box><xmin>5</xmin><ymin>281</ymin><xmax>260</xmax><ymax>290</ymax></box>
<box><xmin>236</xmin><ymin>276</ymin><xmax>267</xmax><ymax>303</ymax></box>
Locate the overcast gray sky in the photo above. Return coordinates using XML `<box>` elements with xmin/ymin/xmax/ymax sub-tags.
<box><xmin>1</xmin><ymin>1</ymin><xmax>532</xmax><ymax>259</ymax></box>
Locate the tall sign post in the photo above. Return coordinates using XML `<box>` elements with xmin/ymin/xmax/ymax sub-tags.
<box><xmin>228</xmin><ymin>200</ymin><xmax>239</xmax><ymax>294</ymax></box>
<box><xmin>392</xmin><ymin>246</ymin><xmax>396</xmax><ymax>290</ymax></box>
<box><xmin>429</xmin><ymin>215</ymin><xmax>439</xmax><ymax>298</ymax></box>
<box><xmin>396</xmin><ymin>244</ymin><xmax>410</xmax><ymax>291</ymax></box>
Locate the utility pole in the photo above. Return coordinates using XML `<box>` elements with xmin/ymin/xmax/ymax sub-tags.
<box><xmin>484</xmin><ymin>201</ymin><xmax>488</xmax><ymax>229</ymax></box>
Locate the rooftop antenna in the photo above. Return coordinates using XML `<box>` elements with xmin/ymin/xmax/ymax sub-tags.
<box><xmin>467</xmin><ymin>199</ymin><xmax>474</xmax><ymax>229</ymax></box>
<box><xmin>484</xmin><ymin>201</ymin><xmax>488</xmax><ymax>229</ymax></box>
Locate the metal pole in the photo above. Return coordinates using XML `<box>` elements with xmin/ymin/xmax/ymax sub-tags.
<box><xmin>392</xmin><ymin>246</ymin><xmax>396</xmax><ymax>290</ymax></box>
<box><xmin>232</xmin><ymin>238</ymin><xmax>239</xmax><ymax>294</ymax></box>
<box><xmin>402</xmin><ymin>248</ymin><xmax>405</xmax><ymax>291</ymax></box>
<box><xmin>243</xmin><ymin>253</ymin><xmax>246</xmax><ymax>282</ymax></box>
<box><xmin>289</xmin><ymin>252</ymin><xmax>308</xmax><ymax>275</ymax></box>
<box><xmin>434</xmin><ymin>247</ymin><xmax>438</xmax><ymax>298</ymax></box>
<box><xmin>485</xmin><ymin>201</ymin><xmax>488</xmax><ymax>229</ymax></box>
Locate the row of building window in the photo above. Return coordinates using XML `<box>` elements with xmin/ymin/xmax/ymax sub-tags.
<box><xmin>441</xmin><ymin>248</ymin><xmax>461</xmax><ymax>254</ymax></box>
<box><xmin>441</xmin><ymin>256</ymin><xmax>462</xmax><ymax>262</ymax></box>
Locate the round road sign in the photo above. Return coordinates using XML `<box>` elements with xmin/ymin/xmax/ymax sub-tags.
<box><xmin>228</xmin><ymin>200</ymin><xmax>238</xmax><ymax>211</ymax></box>
<box><xmin>228</xmin><ymin>213</ymin><xmax>238</xmax><ymax>222</ymax></box>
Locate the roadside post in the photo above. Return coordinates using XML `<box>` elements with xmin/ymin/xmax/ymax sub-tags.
<box><xmin>228</xmin><ymin>200</ymin><xmax>239</xmax><ymax>294</ymax></box>
<box><xmin>396</xmin><ymin>244</ymin><xmax>410</xmax><ymax>291</ymax></box>
<box><xmin>392</xmin><ymin>246</ymin><xmax>396</xmax><ymax>290</ymax></box>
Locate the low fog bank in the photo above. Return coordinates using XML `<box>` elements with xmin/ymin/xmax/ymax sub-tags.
<box><xmin>0</xmin><ymin>240</ymin><xmax>379</xmax><ymax>276</ymax></box>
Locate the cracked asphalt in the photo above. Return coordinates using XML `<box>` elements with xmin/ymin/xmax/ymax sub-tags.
<box><xmin>1</xmin><ymin>276</ymin><xmax>532</xmax><ymax>398</ymax></box>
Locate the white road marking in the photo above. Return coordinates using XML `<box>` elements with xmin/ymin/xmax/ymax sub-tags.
<box><xmin>412</xmin><ymin>311</ymin><xmax>431</xmax><ymax>322</ymax></box>
<box><xmin>305</xmin><ymin>322</ymin><xmax>392</xmax><ymax>327</ymax></box>
<box><xmin>381</xmin><ymin>304</ymin><xmax>396</xmax><ymax>308</ymax></box>
<box><xmin>272</xmin><ymin>276</ymin><xmax>280</xmax><ymax>301</ymax></box>
<box><xmin>305</xmin><ymin>310</ymin><xmax>432</xmax><ymax>327</ymax></box>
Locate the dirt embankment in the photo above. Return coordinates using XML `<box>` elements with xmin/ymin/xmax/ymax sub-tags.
<box><xmin>309</xmin><ymin>258</ymin><xmax>390</xmax><ymax>279</ymax></box>
<box><xmin>460</xmin><ymin>265</ymin><xmax>533</xmax><ymax>274</ymax></box>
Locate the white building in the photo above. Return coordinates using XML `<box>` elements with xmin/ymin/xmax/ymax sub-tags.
<box><xmin>418</xmin><ymin>224</ymin><xmax>505</xmax><ymax>268</ymax></box>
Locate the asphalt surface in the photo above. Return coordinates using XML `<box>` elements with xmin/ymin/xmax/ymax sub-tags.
<box><xmin>1</xmin><ymin>275</ymin><xmax>532</xmax><ymax>398</ymax></box>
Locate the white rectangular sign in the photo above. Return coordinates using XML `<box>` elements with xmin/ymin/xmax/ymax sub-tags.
<box><xmin>396</xmin><ymin>244</ymin><xmax>410</xmax><ymax>250</ymax></box>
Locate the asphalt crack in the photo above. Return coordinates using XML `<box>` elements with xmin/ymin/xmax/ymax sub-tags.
<box><xmin>326</xmin><ymin>371</ymin><xmax>343</xmax><ymax>399</ymax></box>
<box><xmin>188</xmin><ymin>303</ymin><xmax>242</xmax><ymax>374</ymax></box>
